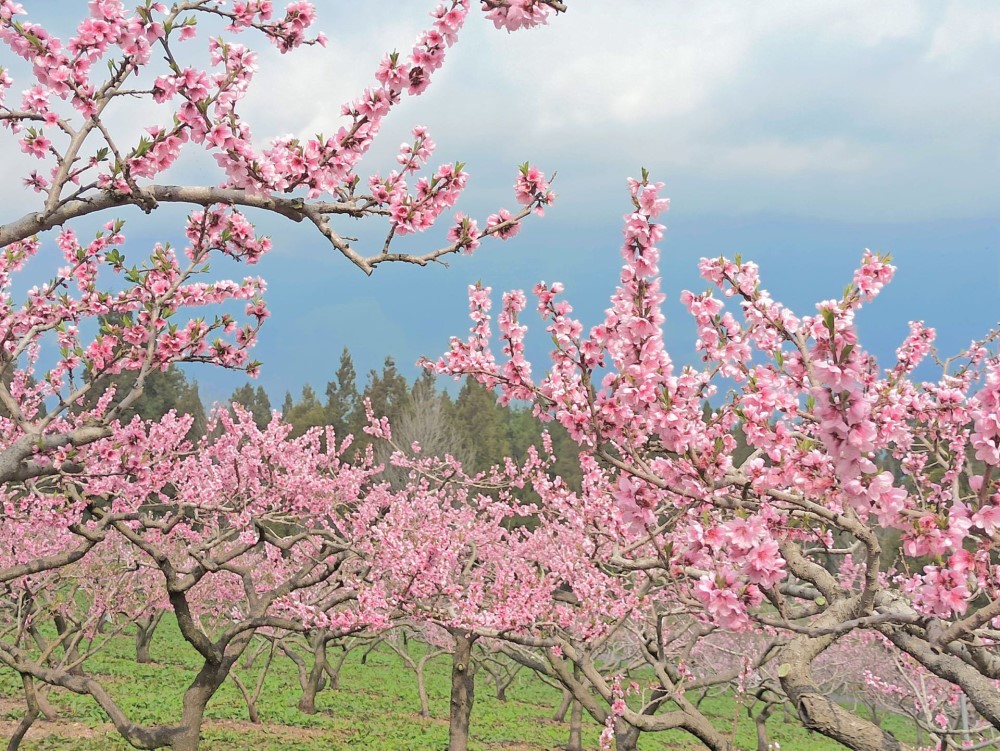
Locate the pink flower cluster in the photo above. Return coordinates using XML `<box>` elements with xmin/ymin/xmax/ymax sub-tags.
<box><xmin>514</xmin><ymin>163</ymin><xmax>555</xmax><ymax>215</ymax></box>
<box><xmin>368</xmin><ymin>127</ymin><xmax>470</xmax><ymax>236</ymax></box>
<box><xmin>851</xmin><ymin>249</ymin><xmax>895</xmax><ymax>304</ymax></box>
<box><xmin>483</xmin><ymin>0</ymin><xmax>558</xmax><ymax>31</ymax></box>
<box><xmin>971</xmin><ymin>360</ymin><xmax>1000</xmax><ymax>465</ymax></box>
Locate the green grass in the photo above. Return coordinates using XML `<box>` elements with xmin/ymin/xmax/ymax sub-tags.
<box><xmin>0</xmin><ymin>618</ymin><xmax>919</xmax><ymax>750</ymax></box>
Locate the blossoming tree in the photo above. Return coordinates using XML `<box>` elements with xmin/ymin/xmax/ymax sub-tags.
<box><xmin>430</xmin><ymin>173</ymin><xmax>1000</xmax><ymax>751</ymax></box>
<box><xmin>364</xmin><ymin>421</ymin><xmax>564</xmax><ymax>751</ymax></box>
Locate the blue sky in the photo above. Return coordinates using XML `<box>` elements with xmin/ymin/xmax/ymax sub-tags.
<box><xmin>3</xmin><ymin>3</ymin><xmax>998</xmax><ymax>406</ymax></box>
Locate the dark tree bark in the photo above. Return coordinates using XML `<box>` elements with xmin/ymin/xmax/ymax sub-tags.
<box><xmin>298</xmin><ymin>633</ymin><xmax>329</xmax><ymax>715</ymax></box>
<box><xmin>448</xmin><ymin>630</ymin><xmax>478</xmax><ymax>751</ymax></box>
<box><xmin>754</xmin><ymin>700</ymin><xmax>777</xmax><ymax>751</ymax></box>
<box><xmin>135</xmin><ymin>611</ymin><xmax>164</xmax><ymax>664</ymax></box>
<box><xmin>52</xmin><ymin>614</ymin><xmax>84</xmax><ymax>676</ymax></box>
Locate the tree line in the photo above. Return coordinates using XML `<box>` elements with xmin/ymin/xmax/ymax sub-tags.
<box><xmin>118</xmin><ymin>349</ymin><xmax>584</xmax><ymax>491</ymax></box>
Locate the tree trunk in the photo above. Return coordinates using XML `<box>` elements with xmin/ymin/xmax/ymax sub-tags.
<box><xmin>416</xmin><ymin>654</ymin><xmax>433</xmax><ymax>718</ymax></box>
<box><xmin>448</xmin><ymin>630</ymin><xmax>478</xmax><ymax>751</ymax></box>
<box><xmin>298</xmin><ymin>635</ymin><xmax>328</xmax><ymax>715</ymax></box>
<box><xmin>326</xmin><ymin>644</ymin><xmax>350</xmax><ymax>690</ymax></box>
<box><xmin>170</xmin><ymin>726</ymin><xmax>202</xmax><ymax>751</ymax></box>
<box><xmin>566</xmin><ymin>692</ymin><xmax>583</xmax><ymax>751</ymax></box>
<box><xmin>52</xmin><ymin>614</ymin><xmax>84</xmax><ymax>676</ymax></box>
<box><xmin>33</xmin><ymin>685</ymin><xmax>58</xmax><ymax>722</ymax></box>
<box><xmin>614</xmin><ymin>719</ymin><xmax>640</xmax><ymax>751</ymax></box>
<box><xmin>780</xmin><ymin>601</ymin><xmax>907</xmax><ymax>751</ymax></box>
<box><xmin>553</xmin><ymin>688</ymin><xmax>572</xmax><ymax>722</ymax></box>
<box><xmin>229</xmin><ymin>672</ymin><xmax>260</xmax><ymax>723</ymax></box>
<box><xmin>754</xmin><ymin>702</ymin><xmax>775</xmax><ymax>751</ymax></box>
<box><xmin>135</xmin><ymin>611</ymin><xmax>164</xmax><ymax>664</ymax></box>
<box><xmin>168</xmin><ymin>658</ymin><xmax>235</xmax><ymax>751</ymax></box>
<box><xmin>7</xmin><ymin>674</ymin><xmax>40</xmax><ymax>751</ymax></box>
<box><xmin>170</xmin><ymin>690</ymin><xmax>210</xmax><ymax>750</ymax></box>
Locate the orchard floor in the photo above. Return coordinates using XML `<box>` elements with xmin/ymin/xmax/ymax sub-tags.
<box><xmin>0</xmin><ymin>618</ymin><xmax>916</xmax><ymax>750</ymax></box>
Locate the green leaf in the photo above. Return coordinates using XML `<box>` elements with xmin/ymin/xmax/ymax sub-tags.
<box><xmin>777</xmin><ymin>663</ymin><xmax>791</xmax><ymax>678</ymax></box>
<box><xmin>821</xmin><ymin>307</ymin><xmax>836</xmax><ymax>333</ymax></box>
<box><xmin>133</xmin><ymin>137</ymin><xmax>151</xmax><ymax>158</ymax></box>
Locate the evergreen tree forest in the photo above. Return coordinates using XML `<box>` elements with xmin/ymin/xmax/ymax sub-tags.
<box><xmin>211</xmin><ymin>348</ymin><xmax>585</xmax><ymax>490</ymax></box>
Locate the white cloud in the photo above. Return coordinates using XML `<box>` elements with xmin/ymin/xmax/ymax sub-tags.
<box><xmin>789</xmin><ymin>0</ymin><xmax>925</xmax><ymax>46</ymax></box>
<box><xmin>2</xmin><ymin>3</ymin><xmax>998</xmax><ymax>223</ymax></box>
<box><xmin>927</xmin><ymin>2</ymin><xmax>1000</xmax><ymax>64</ymax></box>
<box><xmin>700</xmin><ymin>138</ymin><xmax>874</xmax><ymax>176</ymax></box>
<box><xmin>462</xmin><ymin>1</ymin><xmax>928</xmax><ymax>135</ymax></box>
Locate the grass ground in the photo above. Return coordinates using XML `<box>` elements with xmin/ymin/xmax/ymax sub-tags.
<box><xmin>0</xmin><ymin>617</ymin><xmax>919</xmax><ymax>750</ymax></box>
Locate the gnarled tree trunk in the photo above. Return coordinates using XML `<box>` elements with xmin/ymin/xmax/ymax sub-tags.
<box><xmin>779</xmin><ymin>599</ymin><xmax>909</xmax><ymax>751</ymax></box>
<box><xmin>298</xmin><ymin>633</ymin><xmax>329</xmax><ymax>715</ymax></box>
<box><xmin>135</xmin><ymin>611</ymin><xmax>164</xmax><ymax>664</ymax></box>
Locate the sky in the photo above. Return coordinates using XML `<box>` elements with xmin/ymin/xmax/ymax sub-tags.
<box><xmin>2</xmin><ymin>2</ymin><xmax>999</xmax><ymax>406</ymax></box>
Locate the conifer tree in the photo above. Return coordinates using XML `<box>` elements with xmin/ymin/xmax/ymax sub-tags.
<box><xmin>286</xmin><ymin>385</ymin><xmax>328</xmax><ymax>437</ymax></box>
<box><xmin>228</xmin><ymin>384</ymin><xmax>273</xmax><ymax>429</ymax></box>
<box><xmin>325</xmin><ymin>348</ymin><xmax>359</xmax><ymax>438</ymax></box>
<box><xmin>454</xmin><ymin>378</ymin><xmax>512</xmax><ymax>473</ymax></box>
